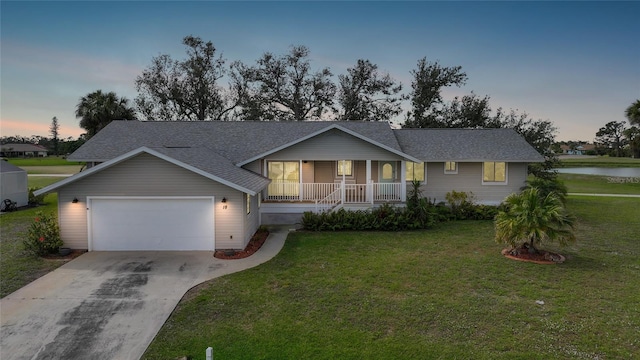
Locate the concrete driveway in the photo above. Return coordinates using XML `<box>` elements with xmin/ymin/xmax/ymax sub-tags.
<box><xmin>0</xmin><ymin>226</ymin><xmax>288</xmax><ymax>360</ymax></box>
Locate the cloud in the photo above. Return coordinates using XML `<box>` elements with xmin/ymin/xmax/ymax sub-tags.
<box><xmin>2</xmin><ymin>41</ymin><xmax>142</xmax><ymax>88</ymax></box>
<box><xmin>0</xmin><ymin>118</ymin><xmax>83</xmax><ymax>139</ymax></box>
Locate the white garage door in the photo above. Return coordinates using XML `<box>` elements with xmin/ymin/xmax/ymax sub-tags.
<box><xmin>89</xmin><ymin>197</ymin><xmax>215</xmax><ymax>251</ymax></box>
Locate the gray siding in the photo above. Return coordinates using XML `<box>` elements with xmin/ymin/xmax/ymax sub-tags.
<box><xmin>0</xmin><ymin>171</ymin><xmax>28</xmax><ymax>207</ymax></box>
<box><xmin>57</xmin><ymin>153</ymin><xmax>246</xmax><ymax>250</ymax></box>
<box><xmin>267</xmin><ymin>129</ymin><xmax>403</xmax><ymax>161</ymax></box>
<box><xmin>422</xmin><ymin>162</ymin><xmax>527</xmax><ymax>204</ymax></box>
<box><xmin>244</xmin><ymin>193</ymin><xmax>260</xmax><ymax>248</ymax></box>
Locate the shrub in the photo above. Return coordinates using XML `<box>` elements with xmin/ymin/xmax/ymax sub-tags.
<box><xmin>24</xmin><ymin>212</ymin><xmax>63</xmax><ymax>256</ymax></box>
<box><xmin>523</xmin><ymin>177</ymin><xmax>568</xmax><ymax>204</ymax></box>
<box><xmin>495</xmin><ymin>187</ymin><xmax>576</xmax><ymax>252</ymax></box>
<box><xmin>28</xmin><ymin>187</ymin><xmax>46</xmax><ymax>206</ymax></box>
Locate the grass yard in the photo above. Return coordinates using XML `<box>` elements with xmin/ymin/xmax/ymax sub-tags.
<box><xmin>7</xmin><ymin>156</ymin><xmax>83</xmax><ymax>167</ymax></box>
<box><xmin>560</xmin><ymin>173</ymin><xmax>640</xmax><ymax>195</ymax></box>
<box><xmin>559</xmin><ymin>156</ymin><xmax>640</xmax><ymax>168</ymax></box>
<box><xmin>0</xmin><ymin>193</ymin><xmax>62</xmax><ymax>298</ymax></box>
<box><xmin>0</xmin><ymin>176</ymin><xmax>70</xmax><ymax>298</ymax></box>
<box><xmin>143</xmin><ymin>196</ymin><xmax>640</xmax><ymax>360</ymax></box>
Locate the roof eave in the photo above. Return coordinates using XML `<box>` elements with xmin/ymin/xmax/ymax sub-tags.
<box><xmin>35</xmin><ymin>147</ymin><xmax>265</xmax><ymax>197</ymax></box>
<box><xmin>236</xmin><ymin>124</ymin><xmax>421</xmax><ymax>165</ymax></box>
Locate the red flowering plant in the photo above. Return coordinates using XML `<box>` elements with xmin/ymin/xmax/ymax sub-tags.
<box><xmin>24</xmin><ymin>212</ymin><xmax>63</xmax><ymax>256</ymax></box>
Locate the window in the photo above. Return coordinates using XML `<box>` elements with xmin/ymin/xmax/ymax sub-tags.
<box><xmin>268</xmin><ymin>161</ymin><xmax>300</xmax><ymax>197</ymax></box>
<box><xmin>246</xmin><ymin>194</ymin><xmax>251</xmax><ymax>215</ymax></box>
<box><xmin>406</xmin><ymin>162</ymin><xmax>425</xmax><ymax>181</ymax></box>
<box><xmin>483</xmin><ymin>162</ymin><xmax>506</xmax><ymax>183</ymax></box>
<box><xmin>337</xmin><ymin>160</ymin><xmax>353</xmax><ymax>176</ymax></box>
<box><xmin>444</xmin><ymin>161</ymin><xmax>457</xmax><ymax>174</ymax></box>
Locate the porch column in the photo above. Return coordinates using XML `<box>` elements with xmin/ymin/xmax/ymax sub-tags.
<box><xmin>400</xmin><ymin>161</ymin><xmax>407</xmax><ymax>202</ymax></box>
<box><xmin>366</xmin><ymin>160</ymin><xmax>372</xmax><ymax>204</ymax></box>
<box><xmin>341</xmin><ymin>159</ymin><xmax>346</xmax><ymax>203</ymax></box>
<box><xmin>299</xmin><ymin>160</ymin><xmax>303</xmax><ymax>201</ymax></box>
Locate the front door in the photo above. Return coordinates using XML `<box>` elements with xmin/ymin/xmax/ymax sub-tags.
<box><xmin>378</xmin><ymin>161</ymin><xmax>396</xmax><ymax>198</ymax></box>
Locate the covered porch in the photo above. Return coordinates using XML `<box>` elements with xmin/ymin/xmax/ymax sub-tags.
<box><xmin>261</xmin><ymin>159</ymin><xmax>408</xmax><ymax>212</ymax></box>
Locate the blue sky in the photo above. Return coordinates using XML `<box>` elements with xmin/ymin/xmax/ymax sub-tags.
<box><xmin>1</xmin><ymin>1</ymin><xmax>638</xmax><ymax>141</ymax></box>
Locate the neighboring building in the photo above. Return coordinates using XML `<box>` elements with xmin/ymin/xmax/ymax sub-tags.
<box><xmin>36</xmin><ymin>121</ymin><xmax>543</xmax><ymax>252</ymax></box>
<box><xmin>559</xmin><ymin>143</ymin><xmax>596</xmax><ymax>155</ymax></box>
<box><xmin>0</xmin><ymin>161</ymin><xmax>28</xmax><ymax>208</ymax></box>
<box><xmin>0</xmin><ymin>144</ymin><xmax>48</xmax><ymax>158</ymax></box>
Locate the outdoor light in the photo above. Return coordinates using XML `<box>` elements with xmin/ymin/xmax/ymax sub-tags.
<box><xmin>72</xmin><ymin>198</ymin><xmax>79</xmax><ymax>203</ymax></box>
<box><xmin>221</xmin><ymin>197</ymin><xmax>227</xmax><ymax>203</ymax></box>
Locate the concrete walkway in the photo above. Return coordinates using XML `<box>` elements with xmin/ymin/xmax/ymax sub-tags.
<box><xmin>0</xmin><ymin>225</ymin><xmax>290</xmax><ymax>360</ymax></box>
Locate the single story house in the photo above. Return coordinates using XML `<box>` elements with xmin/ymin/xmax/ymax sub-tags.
<box><xmin>0</xmin><ymin>161</ymin><xmax>28</xmax><ymax>208</ymax></box>
<box><xmin>0</xmin><ymin>144</ymin><xmax>48</xmax><ymax>158</ymax></box>
<box><xmin>559</xmin><ymin>143</ymin><xmax>596</xmax><ymax>155</ymax></box>
<box><xmin>36</xmin><ymin>120</ymin><xmax>543</xmax><ymax>252</ymax></box>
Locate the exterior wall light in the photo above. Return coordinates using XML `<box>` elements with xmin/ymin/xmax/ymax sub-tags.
<box><xmin>221</xmin><ymin>197</ymin><xmax>227</xmax><ymax>203</ymax></box>
<box><xmin>72</xmin><ymin>198</ymin><xmax>79</xmax><ymax>203</ymax></box>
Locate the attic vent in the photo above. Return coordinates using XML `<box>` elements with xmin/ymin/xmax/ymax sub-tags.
<box><xmin>163</xmin><ymin>145</ymin><xmax>191</xmax><ymax>148</ymax></box>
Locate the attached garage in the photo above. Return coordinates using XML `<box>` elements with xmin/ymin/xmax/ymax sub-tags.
<box><xmin>88</xmin><ymin>197</ymin><xmax>215</xmax><ymax>251</ymax></box>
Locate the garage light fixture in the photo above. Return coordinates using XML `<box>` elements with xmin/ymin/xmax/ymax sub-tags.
<box><xmin>221</xmin><ymin>197</ymin><xmax>227</xmax><ymax>203</ymax></box>
<box><xmin>72</xmin><ymin>198</ymin><xmax>79</xmax><ymax>203</ymax></box>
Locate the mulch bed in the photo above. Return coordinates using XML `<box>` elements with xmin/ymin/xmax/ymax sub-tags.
<box><xmin>214</xmin><ymin>229</ymin><xmax>269</xmax><ymax>260</ymax></box>
<box><xmin>501</xmin><ymin>248</ymin><xmax>565</xmax><ymax>264</ymax></box>
<box><xmin>42</xmin><ymin>249</ymin><xmax>87</xmax><ymax>261</ymax></box>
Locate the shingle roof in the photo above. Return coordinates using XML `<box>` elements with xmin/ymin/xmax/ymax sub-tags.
<box><xmin>393</xmin><ymin>128</ymin><xmax>544</xmax><ymax>162</ymax></box>
<box><xmin>66</xmin><ymin>121</ymin><xmax>543</xmax><ymax>193</ymax></box>
<box><xmin>0</xmin><ymin>144</ymin><xmax>48</xmax><ymax>152</ymax></box>
<box><xmin>0</xmin><ymin>161</ymin><xmax>26</xmax><ymax>173</ymax></box>
<box><xmin>69</xmin><ymin>121</ymin><xmax>403</xmax><ymax>164</ymax></box>
<box><xmin>151</xmin><ymin>146</ymin><xmax>270</xmax><ymax>193</ymax></box>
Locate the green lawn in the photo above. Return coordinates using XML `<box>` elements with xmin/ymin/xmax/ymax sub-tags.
<box><xmin>7</xmin><ymin>156</ymin><xmax>83</xmax><ymax>166</ymax></box>
<box><xmin>19</xmin><ymin>165</ymin><xmax>83</xmax><ymax>175</ymax></box>
<box><xmin>0</xmin><ymin>193</ymin><xmax>63</xmax><ymax>298</ymax></box>
<box><xmin>143</xmin><ymin>196</ymin><xmax>640</xmax><ymax>360</ymax></box>
<box><xmin>559</xmin><ymin>156</ymin><xmax>640</xmax><ymax>168</ymax></box>
<box><xmin>560</xmin><ymin>173</ymin><xmax>640</xmax><ymax>194</ymax></box>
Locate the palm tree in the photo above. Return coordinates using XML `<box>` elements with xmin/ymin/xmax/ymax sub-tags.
<box><xmin>626</xmin><ymin>99</ymin><xmax>640</xmax><ymax>126</ymax></box>
<box><xmin>76</xmin><ymin>90</ymin><xmax>136</xmax><ymax>138</ymax></box>
<box><xmin>495</xmin><ymin>188</ymin><xmax>576</xmax><ymax>254</ymax></box>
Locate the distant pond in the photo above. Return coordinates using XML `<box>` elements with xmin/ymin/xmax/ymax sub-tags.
<box><xmin>555</xmin><ymin>167</ymin><xmax>640</xmax><ymax>177</ymax></box>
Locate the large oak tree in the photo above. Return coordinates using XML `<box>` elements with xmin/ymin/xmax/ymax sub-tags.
<box><xmin>135</xmin><ymin>35</ymin><xmax>237</xmax><ymax>121</ymax></box>
<box><xmin>337</xmin><ymin>59</ymin><xmax>405</xmax><ymax>121</ymax></box>
<box><xmin>231</xmin><ymin>45</ymin><xmax>336</xmax><ymax>121</ymax></box>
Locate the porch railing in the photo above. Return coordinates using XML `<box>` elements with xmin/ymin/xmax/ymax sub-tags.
<box><xmin>266</xmin><ymin>181</ymin><xmax>402</xmax><ymax>203</ymax></box>
<box><xmin>315</xmin><ymin>188</ymin><xmax>342</xmax><ymax>213</ymax></box>
<box><xmin>373</xmin><ymin>183</ymin><xmax>402</xmax><ymax>202</ymax></box>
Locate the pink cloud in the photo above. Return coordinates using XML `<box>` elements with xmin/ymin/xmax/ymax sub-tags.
<box><xmin>0</xmin><ymin>118</ymin><xmax>83</xmax><ymax>139</ymax></box>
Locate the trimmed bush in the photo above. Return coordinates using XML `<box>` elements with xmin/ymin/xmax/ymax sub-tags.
<box><xmin>23</xmin><ymin>212</ymin><xmax>63</xmax><ymax>256</ymax></box>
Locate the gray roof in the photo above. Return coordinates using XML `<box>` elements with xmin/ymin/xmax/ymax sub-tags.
<box><xmin>393</xmin><ymin>128</ymin><xmax>544</xmax><ymax>162</ymax></box>
<box><xmin>0</xmin><ymin>144</ymin><xmax>48</xmax><ymax>153</ymax></box>
<box><xmin>70</xmin><ymin>121</ymin><xmax>403</xmax><ymax>164</ymax></box>
<box><xmin>0</xmin><ymin>161</ymin><xmax>26</xmax><ymax>173</ymax></box>
<box><xmin>151</xmin><ymin>146</ymin><xmax>270</xmax><ymax>193</ymax></box>
<box><xmin>65</xmin><ymin>121</ymin><xmax>543</xmax><ymax>194</ymax></box>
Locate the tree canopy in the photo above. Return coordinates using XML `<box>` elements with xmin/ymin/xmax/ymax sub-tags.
<box><xmin>403</xmin><ymin>57</ymin><xmax>467</xmax><ymax>128</ymax></box>
<box><xmin>337</xmin><ymin>59</ymin><xmax>405</xmax><ymax>121</ymax></box>
<box><xmin>135</xmin><ymin>35</ymin><xmax>237</xmax><ymax>121</ymax></box>
<box><xmin>625</xmin><ymin>99</ymin><xmax>640</xmax><ymax>126</ymax></box>
<box><xmin>596</xmin><ymin>121</ymin><xmax>627</xmax><ymax>157</ymax></box>
<box><xmin>76</xmin><ymin>90</ymin><xmax>136</xmax><ymax>138</ymax></box>
<box><xmin>49</xmin><ymin>116</ymin><xmax>59</xmax><ymax>155</ymax></box>
<box><xmin>231</xmin><ymin>45</ymin><xmax>336</xmax><ymax>120</ymax></box>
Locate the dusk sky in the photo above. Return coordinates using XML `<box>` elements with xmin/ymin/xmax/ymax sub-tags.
<box><xmin>1</xmin><ymin>1</ymin><xmax>638</xmax><ymax>142</ymax></box>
